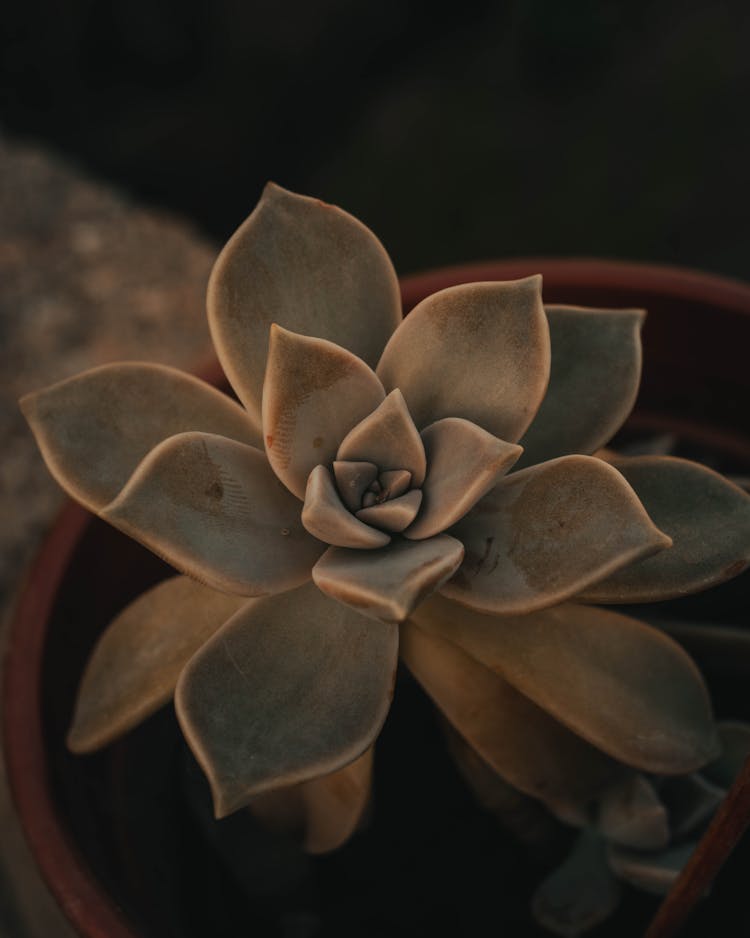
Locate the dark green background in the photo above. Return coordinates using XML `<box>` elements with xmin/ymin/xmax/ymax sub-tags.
<box><xmin>2</xmin><ymin>0</ymin><xmax>748</xmax><ymax>277</ymax></box>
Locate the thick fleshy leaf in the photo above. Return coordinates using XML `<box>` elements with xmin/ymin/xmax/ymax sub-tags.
<box><xmin>333</xmin><ymin>460</ymin><xmax>379</xmax><ymax>511</ymax></box>
<box><xmin>607</xmin><ymin>842</ymin><xmax>696</xmax><ymax>896</ymax></box>
<box><xmin>703</xmin><ymin>722</ymin><xmax>750</xmax><ymax>788</ymax></box>
<box><xmin>68</xmin><ymin>577</ymin><xmax>247</xmax><ymax>753</ymax></box>
<box><xmin>376</xmin><ymin>277</ymin><xmax>550</xmax><ymax>440</ymax></box>
<box><xmin>516</xmin><ymin>306</ymin><xmax>644</xmax><ymax>469</ymax></box>
<box><xmin>443</xmin><ymin>723</ymin><xmax>557</xmax><ymax>845</ymax></box>
<box><xmin>596</xmin><ymin>775</ymin><xmax>669</xmax><ymax>850</ymax></box>
<box><xmin>401</xmin><ymin>621</ymin><xmax>620</xmax><ymax>810</ymax></box>
<box><xmin>659</xmin><ymin>773</ymin><xmax>725</xmax><ymax>839</ymax></box>
<box><xmin>356</xmin><ymin>490</ymin><xmax>422</xmax><ymax>532</ymax></box>
<box><xmin>656</xmin><ymin>620</ymin><xmax>750</xmax><ymax>683</ymax></box>
<box><xmin>549</xmin><ymin>800</ymin><xmax>594</xmax><ymax>831</ymax></box>
<box><xmin>20</xmin><ymin>362</ymin><xmax>261</xmax><ymax>512</ymax></box>
<box><xmin>302</xmin><ymin>465</ymin><xmax>390</xmax><ymax>549</ymax></box>
<box><xmin>443</xmin><ymin>455</ymin><xmax>671</xmax><ymax>615</ymax></box>
<box><xmin>410</xmin><ymin>596</ymin><xmax>719</xmax><ymax>774</ymax></box>
<box><xmin>532</xmin><ymin>831</ymin><xmax>622</xmax><ymax>938</ymax></box>
<box><xmin>248</xmin><ymin>747</ymin><xmax>374</xmax><ymax>854</ymax></box>
<box><xmin>262</xmin><ymin>326</ymin><xmax>385</xmax><ymax>499</ymax></box>
<box><xmin>301</xmin><ymin>747</ymin><xmax>374</xmax><ymax>854</ymax></box>
<box><xmin>619</xmin><ymin>433</ymin><xmax>680</xmax><ymax>458</ymax></box>
<box><xmin>378</xmin><ymin>469</ymin><xmax>411</xmax><ymax>499</ymax></box>
<box><xmin>580</xmin><ymin>456</ymin><xmax>750</xmax><ymax>603</ymax></box>
<box><xmin>405</xmin><ymin>418</ymin><xmax>521</xmax><ymax>540</ymax></box>
<box><xmin>337</xmin><ymin>389</ymin><xmax>426</xmax><ymax>486</ymax></box>
<box><xmin>175</xmin><ymin>584</ymin><xmax>398</xmax><ymax>817</ymax></box>
<box><xmin>207</xmin><ymin>183</ymin><xmax>401</xmax><ymax>426</ymax></box>
<box><xmin>313</xmin><ymin>535</ymin><xmax>464</xmax><ymax>623</ymax></box>
<box><xmin>102</xmin><ymin>432</ymin><xmax>324</xmax><ymax>595</ymax></box>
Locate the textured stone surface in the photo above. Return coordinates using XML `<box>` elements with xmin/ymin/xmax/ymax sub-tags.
<box><xmin>0</xmin><ymin>131</ymin><xmax>216</xmax><ymax>937</ymax></box>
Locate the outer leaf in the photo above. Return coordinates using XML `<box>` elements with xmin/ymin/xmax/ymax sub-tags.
<box><xmin>262</xmin><ymin>326</ymin><xmax>385</xmax><ymax>499</ymax></box>
<box><xmin>405</xmin><ymin>417</ymin><xmax>521</xmax><ymax>540</ymax></box>
<box><xmin>337</xmin><ymin>389</ymin><xmax>426</xmax><ymax>486</ymax></box>
<box><xmin>516</xmin><ymin>306</ymin><xmax>644</xmax><ymax>469</ymax></box>
<box><xmin>313</xmin><ymin>535</ymin><xmax>464</xmax><ymax>624</ymax></box>
<box><xmin>207</xmin><ymin>183</ymin><xmax>401</xmax><ymax>426</ymax></box>
<box><xmin>532</xmin><ymin>831</ymin><xmax>622</xmax><ymax>938</ymax></box>
<box><xmin>596</xmin><ymin>775</ymin><xmax>669</xmax><ymax>850</ymax></box>
<box><xmin>659</xmin><ymin>773</ymin><xmax>725</xmax><ymax>838</ymax></box>
<box><xmin>443</xmin><ymin>455</ymin><xmax>671</xmax><ymax>615</ymax></box>
<box><xmin>302</xmin><ymin>465</ymin><xmax>390</xmax><ymax>549</ymax></box>
<box><xmin>376</xmin><ymin>277</ymin><xmax>550</xmax><ymax>440</ymax></box>
<box><xmin>401</xmin><ymin>621</ymin><xmax>621</xmax><ymax>810</ymax></box>
<box><xmin>443</xmin><ymin>723</ymin><xmax>558</xmax><ymax>845</ymax></box>
<box><xmin>607</xmin><ymin>842</ymin><xmax>696</xmax><ymax>896</ymax></box>
<box><xmin>175</xmin><ymin>585</ymin><xmax>398</xmax><ymax>818</ymax></box>
<box><xmin>656</xmin><ymin>620</ymin><xmax>750</xmax><ymax>678</ymax></box>
<box><xmin>703</xmin><ymin>722</ymin><xmax>750</xmax><ymax>788</ymax></box>
<box><xmin>248</xmin><ymin>747</ymin><xmax>374</xmax><ymax>854</ymax></box>
<box><xmin>580</xmin><ymin>456</ymin><xmax>750</xmax><ymax>603</ymax></box>
<box><xmin>410</xmin><ymin>595</ymin><xmax>719</xmax><ymax>774</ymax></box>
<box><xmin>102</xmin><ymin>432</ymin><xmax>324</xmax><ymax>595</ymax></box>
<box><xmin>20</xmin><ymin>362</ymin><xmax>261</xmax><ymax>512</ymax></box>
<box><xmin>68</xmin><ymin>577</ymin><xmax>247</xmax><ymax>753</ymax></box>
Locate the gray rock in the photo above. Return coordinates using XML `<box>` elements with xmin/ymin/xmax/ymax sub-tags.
<box><xmin>0</xmin><ymin>131</ymin><xmax>218</xmax><ymax>938</ymax></box>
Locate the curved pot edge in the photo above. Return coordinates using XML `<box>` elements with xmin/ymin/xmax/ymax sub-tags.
<box><xmin>2</xmin><ymin>501</ymin><xmax>138</xmax><ymax>938</ymax></box>
<box><xmin>399</xmin><ymin>256</ymin><xmax>750</xmax><ymax>314</ymax></box>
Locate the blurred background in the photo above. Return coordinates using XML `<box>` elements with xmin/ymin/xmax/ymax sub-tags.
<box><xmin>2</xmin><ymin>0</ymin><xmax>749</xmax><ymax>274</ymax></box>
<box><xmin>0</xmin><ymin>2</ymin><xmax>748</xmax><ymax>935</ymax></box>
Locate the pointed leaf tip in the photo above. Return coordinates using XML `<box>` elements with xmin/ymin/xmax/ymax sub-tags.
<box><xmin>581</xmin><ymin>456</ymin><xmax>750</xmax><ymax>603</ymax></box>
<box><xmin>377</xmin><ymin>277</ymin><xmax>550</xmax><ymax>440</ymax></box>
<box><xmin>337</xmin><ymin>388</ymin><xmax>426</xmax><ymax>486</ymax></box>
<box><xmin>21</xmin><ymin>362</ymin><xmax>260</xmax><ymax>512</ymax></box>
<box><xmin>101</xmin><ymin>432</ymin><xmax>323</xmax><ymax>596</ymax></box>
<box><xmin>597</xmin><ymin>775</ymin><xmax>670</xmax><ymax>850</ymax></box>
<box><xmin>444</xmin><ymin>455</ymin><xmax>671</xmax><ymax>615</ymax></box>
<box><xmin>175</xmin><ymin>585</ymin><xmax>397</xmax><ymax>817</ymax></box>
<box><xmin>208</xmin><ymin>184</ymin><xmax>401</xmax><ymax>426</ymax></box>
<box><xmin>262</xmin><ymin>327</ymin><xmax>385</xmax><ymax>499</ymax></box>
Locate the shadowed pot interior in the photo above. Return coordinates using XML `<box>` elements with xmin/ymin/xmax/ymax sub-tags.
<box><xmin>4</xmin><ymin>259</ymin><xmax>750</xmax><ymax>938</ymax></box>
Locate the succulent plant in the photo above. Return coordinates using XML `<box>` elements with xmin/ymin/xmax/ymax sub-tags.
<box><xmin>447</xmin><ymin>714</ymin><xmax>750</xmax><ymax>935</ymax></box>
<box><xmin>21</xmin><ymin>184</ymin><xmax>750</xmax><ymax>932</ymax></box>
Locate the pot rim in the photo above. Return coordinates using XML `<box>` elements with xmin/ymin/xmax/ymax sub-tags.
<box><xmin>399</xmin><ymin>256</ymin><xmax>750</xmax><ymax>314</ymax></box>
<box><xmin>4</xmin><ymin>257</ymin><xmax>750</xmax><ymax>938</ymax></box>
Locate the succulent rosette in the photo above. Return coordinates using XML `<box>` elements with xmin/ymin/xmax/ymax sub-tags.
<box><xmin>22</xmin><ymin>185</ymin><xmax>750</xmax><ymax>882</ymax></box>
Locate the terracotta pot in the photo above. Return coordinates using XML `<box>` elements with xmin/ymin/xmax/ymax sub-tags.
<box><xmin>5</xmin><ymin>259</ymin><xmax>750</xmax><ymax>938</ymax></box>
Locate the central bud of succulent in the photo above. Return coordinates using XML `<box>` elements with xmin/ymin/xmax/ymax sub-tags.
<box><xmin>300</xmin><ymin>389</ymin><xmax>428</xmax><ymax>550</ymax></box>
<box><xmin>332</xmin><ymin>461</ymin><xmax>422</xmax><ymax>533</ymax></box>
